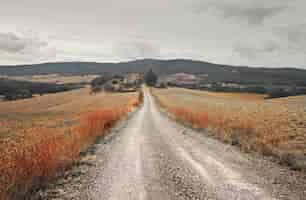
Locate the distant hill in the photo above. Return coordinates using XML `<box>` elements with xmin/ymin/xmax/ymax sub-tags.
<box><xmin>1</xmin><ymin>59</ymin><xmax>306</xmax><ymax>86</ymax></box>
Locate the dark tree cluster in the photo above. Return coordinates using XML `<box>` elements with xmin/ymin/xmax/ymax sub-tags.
<box><xmin>0</xmin><ymin>78</ymin><xmax>79</xmax><ymax>101</ymax></box>
<box><xmin>144</xmin><ymin>69</ymin><xmax>158</xmax><ymax>86</ymax></box>
<box><xmin>266</xmin><ymin>87</ymin><xmax>306</xmax><ymax>98</ymax></box>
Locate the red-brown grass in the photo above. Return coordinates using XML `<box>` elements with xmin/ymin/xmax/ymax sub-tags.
<box><xmin>0</xmin><ymin>91</ymin><xmax>143</xmax><ymax>200</ymax></box>
<box><xmin>152</xmin><ymin>87</ymin><xmax>306</xmax><ymax>171</ymax></box>
<box><xmin>0</xmin><ymin>128</ymin><xmax>76</xmax><ymax>199</ymax></box>
<box><xmin>152</xmin><ymin>88</ymin><xmax>294</xmax><ymax>162</ymax></box>
<box><xmin>169</xmin><ymin>107</ymin><xmax>209</xmax><ymax>129</ymax></box>
<box><xmin>159</xmin><ymin>101</ymin><xmax>268</xmax><ymax>151</ymax></box>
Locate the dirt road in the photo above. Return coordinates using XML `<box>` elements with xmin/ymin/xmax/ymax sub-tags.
<box><xmin>35</xmin><ymin>88</ymin><xmax>306</xmax><ymax>200</ymax></box>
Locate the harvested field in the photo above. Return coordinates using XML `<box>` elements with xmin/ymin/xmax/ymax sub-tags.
<box><xmin>0</xmin><ymin>74</ymin><xmax>99</xmax><ymax>84</ymax></box>
<box><xmin>152</xmin><ymin>87</ymin><xmax>306</xmax><ymax>171</ymax></box>
<box><xmin>0</xmin><ymin>87</ymin><xmax>141</xmax><ymax>199</ymax></box>
<box><xmin>200</xmin><ymin>90</ymin><xmax>267</xmax><ymax>101</ymax></box>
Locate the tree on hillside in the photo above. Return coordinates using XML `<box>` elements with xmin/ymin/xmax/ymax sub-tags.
<box><xmin>144</xmin><ymin>69</ymin><xmax>157</xmax><ymax>86</ymax></box>
<box><xmin>90</xmin><ymin>73</ymin><xmax>112</xmax><ymax>94</ymax></box>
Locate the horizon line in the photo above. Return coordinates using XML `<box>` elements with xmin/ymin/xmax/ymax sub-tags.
<box><xmin>0</xmin><ymin>58</ymin><xmax>305</xmax><ymax>70</ymax></box>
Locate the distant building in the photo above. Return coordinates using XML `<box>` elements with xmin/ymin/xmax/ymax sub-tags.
<box><xmin>104</xmin><ymin>75</ymin><xmax>124</xmax><ymax>91</ymax></box>
<box><xmin>91</xmin><ymin>73</ymin><xmax>143</xmax><ymax>93</ymax></box>
<box><xmin>124</xmin><ymin>73</ymin><xmax>143</xmax><ymax>85</ymax></box>
<box><xmin>167</xmin><ymin>73</ymin><xmax>201</xmax><ymax>85</ymax></box>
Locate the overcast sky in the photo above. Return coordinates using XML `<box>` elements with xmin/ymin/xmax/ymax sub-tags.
<box><xmin>0</xmin><ymin>0</ymin><xmax>306</xmax><ymax>68</ymax></box>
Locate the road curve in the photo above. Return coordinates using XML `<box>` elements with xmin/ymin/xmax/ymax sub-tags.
<box><xmin>35</xmin><ymin>88</ymin><xmax>306</xmax><ymax>200</ymax></box>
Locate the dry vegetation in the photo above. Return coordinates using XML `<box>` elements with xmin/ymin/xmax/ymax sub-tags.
<box><xmin>199</xmin><ymin>90</ymin><xmax>267</xmax><ymax>101</ymax></box>
<box><xmin>152</xmin><ymin>87</ymin><xmax>306</xmax><ymax>171</ymax></box>
<box><xmin>0</xmin><ymin>74</ymin><xmax>99</xmax><ymax>84</ymax></box>
<box><xmin>0</xmin><ymin>87</ymin><xmax>142</xmax><ymax>200</ymax></box>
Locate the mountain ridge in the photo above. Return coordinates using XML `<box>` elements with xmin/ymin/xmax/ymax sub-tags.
<box><xmin>1</xmin><ymin>59</ymin><xmax>306</xmax><ymax>86</ymax></box>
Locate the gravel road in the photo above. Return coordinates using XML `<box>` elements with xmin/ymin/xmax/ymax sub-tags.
<box><xmin>34</xmin><ymin>88</ymin><xmax>306</xmax><ymax>200</ymax></box>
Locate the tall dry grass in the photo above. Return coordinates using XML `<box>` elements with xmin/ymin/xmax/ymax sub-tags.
<box><xmin>152</xmin><ymin>88</ymin><xmax>306</xmax><ymax>171</ymax></box>
<box><xmin>0</xmin><ymin>91</ymin><xmax>143</xmax><ymax>200</ymax></box>
<box><xmin>168</xmin><ymin>106</ymin><xmax>209</xmax><ymax>129</ymax></box>
<box><xmin>157</xmin><ymin>95</ymin><xmax>280</xmax><ymax>152</ymax></box>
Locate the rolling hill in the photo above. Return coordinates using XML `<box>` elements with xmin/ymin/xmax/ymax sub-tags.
<box><xmin>1</xmin><ymin>59</ymin><xmax>306</xmax><ymax>86</ymax></box>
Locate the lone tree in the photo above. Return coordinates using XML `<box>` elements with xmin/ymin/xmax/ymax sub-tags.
<box><xmin>144</xmin><ymin>69</ymin><xmax>158</xmax><ymax>86</ymax></box>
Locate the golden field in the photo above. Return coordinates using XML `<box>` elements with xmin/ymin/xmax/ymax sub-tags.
<box><xmin>0</xmin><ymin>87</ymin><xmax>141</xmax><ymax>199</ymax></box>
<box><xmin>0</xmin><ymin>74</ymin><xmax>99</xmax><ymax>84</ymax></box>
<box><xmin>152</xmin><ymin>87</ymin><xmax>306</xmax><ymax>170</ymax></box>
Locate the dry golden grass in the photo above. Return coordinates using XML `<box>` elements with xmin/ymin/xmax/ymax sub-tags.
<box><xmin>200</xmin><ymin>90</ymin><xmax>267</xmax><ymax>101</ymax></box>
<box><xmin>0</xmin><ymin>74</ymin><xmax>99</xmax><ymax>84</ymax></box>
<box><xmin>0</xmin><ymin>87</ymin><xmax>141</xmax><ymax>199</ymax></box>
<box><xmin>152</xmin><ymin>87</ymin><xmax>306</xmax><ymax>170</ymax></box>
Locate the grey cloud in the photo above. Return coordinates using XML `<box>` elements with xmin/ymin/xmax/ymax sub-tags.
<box><xmin>1</xmin><ymin>0</ymin><xmax>306</xmax><ymax>68</ymax></box>
<box><xmin>114</xmin><ymin>41</ymin><xmax>160</xmax><ymax>60</ymax></box>
<box><xmin>234</xmin><ymin>42</ymin><xmax>256</xmax><ymax>59</ymax></box>
<box><xmin>0</xmin><ymin>32</ymin><xmax>48</xmax><ymax>53</ymax></box>
<box><xmin>222</xmin><ymin>5</ymin><xmax>286</xmax><ymax>25</ymax></box>
<box><xmin>274</xmin><ymin>24</ymin><xmax>306</xmax><ymax>52</ymax></box>
<box><xmin>194</xmin><ymin>2</ymin><xmax>287</xmax><ymax>25</ymax></box>
<box><xmin>0</xmin><ymin>32</ymin><xmax>27</xmax><ymax>53</ymax></box>
<box><xmin>0</xmin><ymin>32</ymin><xmax>56</xmax><ymax>63</ymax></box>
<box><xmin>234</xmin><ymin>40</ymin><xmax>279</xmax><ymax>59</ymax></box>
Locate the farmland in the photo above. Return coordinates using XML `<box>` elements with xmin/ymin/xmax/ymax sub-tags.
<box><xmin>0</xmin><ymin>87</ymin><xmax>141</xmax><ymax>199</ymax></box>
<box><xmin>0</xmin><ymin>74</ymin><xmax>99</xmax><ymax>84</ymax></box>
<box><xmin>152</xmin><ymin>87</ymin><xmax>306</xmax><ymax>170</ymax></box>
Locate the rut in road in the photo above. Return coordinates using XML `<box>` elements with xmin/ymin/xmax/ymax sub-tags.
<box><xmin>34</xmin><ymin>88</ymin><xmax>306</xmax><ymax>200</ymax></box>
